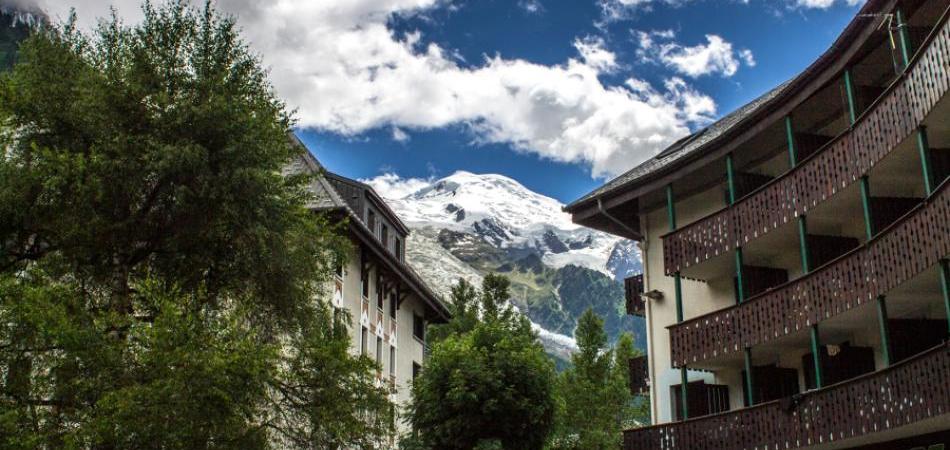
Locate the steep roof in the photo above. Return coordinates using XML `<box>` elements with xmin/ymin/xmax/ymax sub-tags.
<box><xmin>286</xmin><ymin>135</ymin><xmax>451</xmax><ymax>321</ymax></box>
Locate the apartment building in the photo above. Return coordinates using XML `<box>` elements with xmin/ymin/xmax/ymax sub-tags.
<box><xmin>286</xmin><ymin>140</ymin><xmax>450</xmax><ymax>419</ymax></box>
<box><xmin>565</xmin><ymin>0</ymin><xmax>949</xmax><ymax>448</ymax></box>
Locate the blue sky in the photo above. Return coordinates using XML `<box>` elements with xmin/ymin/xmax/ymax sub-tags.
<box><xmin>53</xmin><ymin>0</ymin><xmax>865</xmax><ymax>204</ymax></box>
<box><xmin>294</xmin><ymin>0</ymin><xmax>863</xmax><ymax>203</ymax></box>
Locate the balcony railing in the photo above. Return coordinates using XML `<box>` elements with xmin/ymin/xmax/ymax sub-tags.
<box><xmin>625</xmin><ymin>342</ymin><xmax>950</xmax><ymax>450</ymax></box>
<box><xmin>662</xmin><ymin>7</ymin><xmax>950</xmax><ymax>277</ymax></box>
<box><xmin>625</xmin><ymin>274</ymin><xmax>645</xmax><ymax>316</ymax></box>
<box><xmin>670</xmin><ymin>178</ymin><xmax>949</xmax><ymax>368</ymax></box>
<box><xmin>629</xmin><ymin>355</ymin><xmax>649</xmax><ymax>395</ymax></box>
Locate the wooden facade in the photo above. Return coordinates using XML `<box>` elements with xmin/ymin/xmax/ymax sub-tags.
<box><xmin>670</xmin><ymin>180</ymin><xmax>950</xmax><ymax>367</ymax></box>
<box><xmin>663</xmin><ymin>12</ymin><xmax>950</xmax><ymax>277</ymax></box>
<box><xmin>625</xmin><ymin>343</ymin><xmax>950</xmax><ymax>450</ymax></box>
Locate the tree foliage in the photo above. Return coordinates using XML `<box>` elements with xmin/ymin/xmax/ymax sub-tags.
<box><xmin>0</xmin><ymin>1</ymin><xmax>392</xmax><ymax>448</ymax></box>
<box><xmin>407</xmin><ymin>274</ymin><xmax>557</xmax><ymax>450</ymax></box>
<box><xmin>548</xmin><ymin>309</ymin><xmax>642</xmax><ymax>450</ymax></box>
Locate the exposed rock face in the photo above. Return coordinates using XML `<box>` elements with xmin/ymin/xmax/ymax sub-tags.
<box><xmin>366</xmin><ymin>171</ymin><xmax>646</xmax><ymax>362</ymax></box>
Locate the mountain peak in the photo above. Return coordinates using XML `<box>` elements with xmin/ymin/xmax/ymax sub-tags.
<box><xmin>391</xmin><ymin>171</ymin><xmax>574</xmax><ymax>234</ymax></box>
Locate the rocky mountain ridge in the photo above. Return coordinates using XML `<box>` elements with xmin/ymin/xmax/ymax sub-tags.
<box><xmin>367</xmin><ymin>171</ymin><xmax>645</xmax><ymax>363</ymax></box>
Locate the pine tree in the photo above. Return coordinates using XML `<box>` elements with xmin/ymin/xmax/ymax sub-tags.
<box><xmin>549</xmin><ymin>309</ymin><xmax>639</xmax><ymax>450</ymax></box>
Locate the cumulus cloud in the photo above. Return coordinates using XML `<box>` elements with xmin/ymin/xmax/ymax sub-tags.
<box><xmin>573</xmin><ymin>36</ymin><xmax>619</xmax><ymax>72</ymax></box>
<box><xmin>362</xmin><ymin>173</ymin><xmax>432</xmax><ymax>200</ymax></box>
<box><xmin>636</xmin><ymin>30</ymin><xmax>755</xmax><ymax>78</ymax></box>
<box><xmin>44</xmin><ymin>0</ymin><xmax>718</xmax><ymax>179</ymax></box>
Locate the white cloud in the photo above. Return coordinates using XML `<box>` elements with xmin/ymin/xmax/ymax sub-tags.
<box><xmin>363</xmin><ymin>173</ymin><xmax>432</xmax><ymax>200</ymax></box>
<box><xmin>738</xmin><ymin>48</ymin><xmax>756</xmax><ymax>67</ymax></box>
<box><xmin>518</xmin><ymin>0</ymin><xmax>544</xmax><ymax>14</ymax></box>
<box><xmin>636</xmin><ymin>30</ymin><xmax>754</xmax><ymax>78</ymax></box>
<box><xmin>794</xmin><ymin>0</ymin><xmax>863</xmax><ymax>8</ymax></box>
<box><xmin>44</xmin><ymin>0</ymin><xmax>718</xmax><ymax>179</ymax></box>
<box><xmin>391</xmin><ymin>127</ymin><xmax>410</xmax><ymax>142</ymax></box>
<box><xmin>573</xmin><ymin>36</ymin><xmax>618</xmax><ymax>72</ymax></box>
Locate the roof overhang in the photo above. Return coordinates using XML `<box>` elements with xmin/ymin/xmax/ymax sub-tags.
<box><xmin>564</xmin><ymin>0</ymin><xmax>897</xmax><ymax>231</ymax></box>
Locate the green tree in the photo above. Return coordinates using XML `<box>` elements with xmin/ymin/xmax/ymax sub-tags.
<box><xmin>549</xmin><ymin>309</ymin><xmax>638</xmax><ymax>450</ymax></box>
<box><xmin>428</xmin><ymin>278</ymin><xmax>479</xmax><ymax>343</ymax></box>
<box><xmin>0</xmin><ymin>2</ymin><xmax>392</xmax><ymax>449</ymax></box>
<box><xmin>407</xmin><ymin>274</ymin><xmax>557</xmax><ymax>450</ymax></box>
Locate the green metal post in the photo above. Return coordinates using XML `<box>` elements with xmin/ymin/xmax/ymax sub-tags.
<box><xmin>876</xmin><ymin>295</ymin><xmax>892</xmax><ymax>367</ymax></box>
<box><xmin>726</xmin><ymin>153</ymin><xmax>737</xmax><ymax>205</ymax></box>
<box><xmin>798</xmin><ymin>216</ymin><xmax>811</xmax><ymax>274</ymax></box>
<box><xmin>810</xmin><ymin>325</ymin><xmax>823</xmax><ymax>389</ymax></box>
<box><xmin>668</xmin><ymin>183</ymin><xmax>684</xmax><ymax>323</ymax></box>
<box><xmin>727</xmin><ymin>153</ymin><xmax>745</xmax><ymax>305</ymax></box>
<box><xmin>785</xmin><ymin>116</ymin><xmax>798</xmax><ymax>168</ymax></box>
<box><xmin>666</xmin><ymin>184</ymin><xmax>677</xmax><ymax>231</ymax></box>
<box><xmin>674</xmin><ymin>274</ymin><xmax>684</xmax><ymax>323</ymax></box>
<box><xmin>940</xmin><ymin>259</ymin><xmax>950</xmax><ymax>335</ymax></box>
<box><xmin>668</xmin><ymin>183</ymin><xmax>689</xmax><ymax>419</ymax></box>
<box><xmin>680</xmin><ymin>367</ymin><xmax>689</xmax><ymax>420</ymax></box>
<box><xmin>744</xmin><ymin>347</ymin><xmax>755</xmax><ymax>406</ymax></box>
<box><xmin>860</xmin><ymin>176</ymin><xmax>875</xmax><ymax>240</ymax></box>
<box><xmin>896</xmin><ymin>8</ymin><xmax>912</xmax><ymax>68</ymax></box>
<box><xmin>917</xmin><ymin>127</ymin><xmax>934</xmax><ymax>196</ymax></box>
<box><xmin>844</xmin><ymin>69</ymin><xmax>857</xmax><ymax>125</ymax></box>
<box><xmin>735</xmin><ymin>247</ymin><xmax>745</xmax><ymax>304</ymax></box>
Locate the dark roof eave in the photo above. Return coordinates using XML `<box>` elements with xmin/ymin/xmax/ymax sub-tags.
<box><xmin>564</xmin><ymin>0</ymin><xmax>891</xmax><ymax>214</ymax></box>
<box><xmin>347</xmin><ymin>219</ymin><xmax>451</xmax><ymax>323</ymax></box>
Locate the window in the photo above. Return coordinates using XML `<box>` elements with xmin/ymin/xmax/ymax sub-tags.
<box><xmin>389</xmin><ymin>346</ymin><xmax>396</xmax><ymax>377</ymax></box>
<box><xmin>393</xmin><ymin>238</ymin><xmax>401</xmax><ymax>260</ymax></box>
<box><xmin>361</xmin><ymin>326</ymin><xmax>368</xmax><ymax>355</ymax></box>
<box><xmin>413</xmin><ymin>313</ymin><xmax>425</xmax><ymax>342</ymax></box>
<box><xmin>377</xmin><ymin>276</ymin><xmax>384</xmax><ymax>309</ymax></box>
<box><xmin>412</xmin><ymin>362</ymin><xmax>421</xmax><ymax>381</ymax></box>
<box><xmin>335</xmin><ymin>263</ymin><xmax>344</xmax><ymax>279</ymax></box>
<box><xmin>389</xmin><ymin>291</ymin><xmax>397</xmax><ymax>318</ymax></box>
<box><xmin>376</xmin><ymin>337</ymin><xmax>383</xmax><ymax>365</ymax></box>
<box><xmin>361</xmin><ymin>266</ymin><xmax>369</xmax><ymax>299</ymax></box>
<box><xmin>381</xmin><ymin>224</ymin><xmax>389</xmax><ymax>248</ymax></box>
<box><xmin>367</xmin><ymin>210</ymin><xmax>377</xmax><ymax>234</ymax></box>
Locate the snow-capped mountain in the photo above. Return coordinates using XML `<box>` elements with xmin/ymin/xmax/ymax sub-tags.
<box><xmin>1</xmin><ymin>1</ymin><xmax>46</xmax><ymax>71</ymax></box>
<box><xmin>378</xmin><ymin>171</ymin><xmax>640</xmax><ymax>282</ymax></box>
<box><xmin>1</xmin><ymin>1</ymin><xmax>47</xmax><ymax>28</ymax></box>
<box><xmin>366</xmin><ymin>171</ymin><xmax>645</xmax><ymax>364</ymax></box>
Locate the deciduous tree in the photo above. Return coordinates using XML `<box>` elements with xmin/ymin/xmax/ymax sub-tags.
<box><xmin>0</xmin><ymin>2</ymin><xmax>392</xmax><ymax>448</ymax></box>
<box><xmin>407</xmin><ymin>274</ymin><xmax>557</xmax><ymax>450</ymax></box>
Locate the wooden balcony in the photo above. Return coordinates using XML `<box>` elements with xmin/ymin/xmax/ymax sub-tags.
<box><xmin>669</xmin><ymin>179</ymin><xmax>949</xmax><ymax>368</ymax></box>
<box><xmin>625</xmin><ymin>274</ymin><xmax>645</xmax><ymax>316</ymax></box>
<box><xmin>624</xmin><ymin>342</ymin><xmax>950</xmax><ymax>450</ymax></box>
<box><xmin>662</xmin><ymin>9</ymin><xmax>950</xmax><ymax>278</ymax></box>
<box><xmin>628</xmin><ymin>355</ymin><xmax>649</xmax><ymax>395</ymax></box>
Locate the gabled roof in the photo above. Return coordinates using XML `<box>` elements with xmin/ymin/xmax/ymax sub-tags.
<box><xmin>285</xmin><ymin>134</ymin><xmax>451</xmax><ymax>321</ymax></box>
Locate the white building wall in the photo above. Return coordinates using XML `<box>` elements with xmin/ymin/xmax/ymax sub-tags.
<box><xmin>333</xmin><ymin>241</ymin><xmax>430</xmax><ymax>433</ymax></box>
<box><xmin>642</xmin><ymin>187</ymin><xmax>736</xmax><ymax>424</ymax></box>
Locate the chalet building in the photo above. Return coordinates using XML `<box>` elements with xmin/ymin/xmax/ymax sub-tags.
<box><xmin>285</xmin><ymin>139</ymin><xmax>450</xmax><ymax>423</ymax></box>
<box><xmin>565</xmin><ymin>0</ymin><xmax>950</xmax><ymax>448</ymax></box>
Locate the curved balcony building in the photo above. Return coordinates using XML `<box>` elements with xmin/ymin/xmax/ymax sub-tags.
<box><xmin>565</xmin><ymin>0</ymin><xmax>950</xmax><ymax>448</ymax></box>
